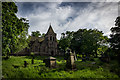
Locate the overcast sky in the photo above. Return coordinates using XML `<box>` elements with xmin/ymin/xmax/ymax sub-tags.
<box><xmin>16</xmin><ymin>2</ymin><xmax>118</xmax><ymax>39</ymax></box>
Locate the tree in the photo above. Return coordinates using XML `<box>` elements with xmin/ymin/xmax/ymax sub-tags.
<box><xmin>2</xmin><ymin>2</ymin><xmax>29</xmax><ymax>57</ymax></box>
<box><xmin>58</xmin><ymin>31</ymin><xmax>74</xmax><ymax>53</ymax></box>
<box><xmin>71</xmin><ymin>29</ymin><xmax>108</xmax><ymax>58</ymax></box>
<box><xmin>41</xmin><ymin>33</ymin><xmax>45</xmax><ymax>37</ymax></box>
<box><xmin>110</xmin><ymin>16</ymin><xmax>120</xmax><ymax>62</ymax></box>
<box><xmin>31</xmin><ymin>31</ymin><xmax>41</xmax><ymax>37</ymax></box>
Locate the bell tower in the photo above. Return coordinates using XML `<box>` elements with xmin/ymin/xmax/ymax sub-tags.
<box><xmin>45</xmin><ymin>24</ymin><xmax>57</xmax><ymax>56</ymax></box>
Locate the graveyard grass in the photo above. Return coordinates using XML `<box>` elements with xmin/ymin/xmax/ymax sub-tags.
<box><xmin>2</xmin><ymin>56</ymin><xmax>119</xmax><ymax>78</ymax></box>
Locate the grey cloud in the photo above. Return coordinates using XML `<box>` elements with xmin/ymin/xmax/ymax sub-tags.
<box><xmin>16</xmin><ymin>2</ymin><xmax>118</xmax><ymax>39</ymax></box>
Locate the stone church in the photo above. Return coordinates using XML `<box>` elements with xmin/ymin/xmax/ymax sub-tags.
<box><xmin>15</xmin><ymin>25</ymin><xmax>63</xmax><ymax>56</ymax></box>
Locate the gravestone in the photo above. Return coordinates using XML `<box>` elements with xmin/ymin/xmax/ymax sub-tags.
<box><xmin>66</xmin><ymin>49</ymin><xmax>76</xmax><ymax>70</ymax></box>
<box><xmin>31</xmin><ymin>56</ymin><xmax>34</xmax><ymax>64</ymax></box>
<box><xmin>31</xmin><ymin>52</ymin><xmax>34</xmax><ymax>64</ymax></box>
<box><xmin>43</xmin><ymin>56</ymin><xmax>56</xmax><ymax>68</ymax></box>
<box><xmin>73</xmin><ymin>51</ymin><xmax>77</xmax><ymax>61</ymax></box>
<box><xmin>32</xmin><ymin>58</ymin><xmax>34</xmax><ymax>64</ymax></box>
<box><xmin>24</xmin><ymin>61</ymin><xmax>28</xmax><ymax>67</ymax></box>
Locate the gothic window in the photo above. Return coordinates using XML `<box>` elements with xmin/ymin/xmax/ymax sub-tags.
<box><xmin>50</xmin><ymin>36</ymin><xmax>52</xmax><ymax>41</ymax></box>
<box><xmin>53</xmin><ymin>37</ymin><xmax>54</xmax><ymax>41</ymax></box>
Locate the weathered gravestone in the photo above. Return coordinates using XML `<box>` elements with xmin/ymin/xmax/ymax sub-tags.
<box><xmin>31</xmin><ymin>52</ymin><xmax>34</xmax><ymax>64</ymax></box>
<box><xmin>66</xmin><ymin>49</ymin><xmax>76</xmax><ymax>70</ymax></box>
<box><xmin>31</xmin><ymin>56</ymin><xmax>35</xmax><ymax>64</ymax></box>
<box><xmin>32</xmin><ymin>58</ymin><xmax>34</xmax><ymax>64</ymax></box>
<box><xmin>73</xmin><ymin>51</ymin><xmax>77</xmax><ymax>61</ymax></box>
<box><xmin>43</xmin><ymin>56</ymin><xmax>56</xmax><ymax>68</ymax></box>
<box><xmin>24</xmin><ymin>61</ymin><xmax>28</xmax><ymax>67</ymax></box>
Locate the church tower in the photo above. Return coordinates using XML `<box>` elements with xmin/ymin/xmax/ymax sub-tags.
<box><xmin>45</xmin><ymin>24</ymin><xmax>58</xmax><ymax>56</ymax></box>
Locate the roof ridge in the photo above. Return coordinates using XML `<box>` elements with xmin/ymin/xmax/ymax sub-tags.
<box><xmin>47</xmin><ymin>24</ymin><xmax>55</xmax><ymax>34</ymax></box>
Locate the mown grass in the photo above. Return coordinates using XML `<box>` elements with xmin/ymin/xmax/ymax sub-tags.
<box><xmin>2</xmin><ymin>56</ymin><xmax>119</xmax><ymax>78</ymax></box>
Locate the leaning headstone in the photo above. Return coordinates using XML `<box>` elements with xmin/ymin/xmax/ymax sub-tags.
<box><xmin>31</xmin><ymin>52</ymin><xmax>34</xmax><ymax>64</ymax></box>
<box><xmin>66</xmin><ymin>49</ymin><xmax>76</xmax><ymax>70</ymax></box>
<box><xmin>32</xmin><ymin>58</ymin><xmax>34</xmax><ymax>64</ymax></box>
<box><xmin>31</xmin><ymin>56</ymin><xmax>34</xmax><ymax>64</ymax></box>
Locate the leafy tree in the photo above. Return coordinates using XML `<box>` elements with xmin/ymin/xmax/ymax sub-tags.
<box><xmin>59</xmin><ymin>38</ymin><xmax>70</xmax><ymax>53</ymax></box>
<box><xmin>97</xmin><ymin>45</ymin><xmax>109</xmax><ymax>57</ymax></box>
<box><xmin>110</xmin><ymin>16</ymin><xmax>120</xmax><ymax>62</ymax></box>
<box><xmin>71</xmin><ymin>29</ymin><xmax>108</xmax><ymax>58</ymax></box>
<box><xmin>31</xmin><ymin>31</ymin><xmax>41</xmax><ymax>37</ymax></box>
<box><xmin>59</xmin><ymin>31</ymin><xmax>74</xmax><ymax>53</ymax></box>
<box><xmin>2</xmin><ymin>2</ymin><xmax>29</xmax><ymax>57</ymax></box>
<box><xmin>61</xmin><ymin>33</ymin><xmax>65</xmax><ymax>39</ymax></box>
<box><xmin>41</xmin><ymin>33</ymin><xmax>45</xmax><ymax>37</ymax></box>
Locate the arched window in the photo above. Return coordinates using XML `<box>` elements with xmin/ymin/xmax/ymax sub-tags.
<box><xmin>53</xmin><ymin>37</ymin><xmax>54</xmax><ymax>41</ymax></box>
<box><xmin>50</xmin><ymin>36</ymin><xmax>52</xmax><ymax>41</ymax></box>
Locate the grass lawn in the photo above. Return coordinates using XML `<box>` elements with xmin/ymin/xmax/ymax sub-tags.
<box><xmin>2</xmin><ymin>56</ymin><xmax>119</xmax><ymax>78</ymax></box>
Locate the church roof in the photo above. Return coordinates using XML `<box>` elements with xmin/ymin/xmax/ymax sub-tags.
<box><xmin>46</xmin><ymin>24</ymin><xmax>55</xmax><ymax>34</ymax></box>
<box><xmin>30</xmin><ymin>36</ymin><xmax>44</xmax><ymax>42</ymax></box>
<box><xmin>30</xmin><ymin>24</ymin><xmax>56</xmax><ymax>42</ymax></box>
